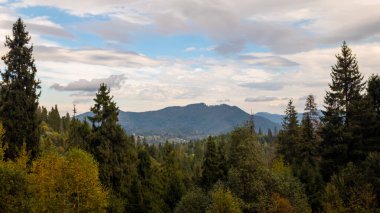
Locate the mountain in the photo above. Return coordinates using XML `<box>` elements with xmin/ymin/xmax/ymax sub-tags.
<box><xmin>255</xmin><ymin>112</ymin><xmax>284</xmax><ymax>125</ymax></box>
<box><xmin>256</xmin><ymin>110</ymin><xmax>323</xmax><ymax>126</ymax></box>
<box><xmin>78</xmin><ymin>103</ymin><xmax>281</xmax><ymax>141</ymax></box>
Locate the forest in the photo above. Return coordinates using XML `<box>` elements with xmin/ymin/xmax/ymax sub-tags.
<box><xmin>0</xmin><ymin>18</ymin><xmax>379</xmax><ymax>213</ymax></box>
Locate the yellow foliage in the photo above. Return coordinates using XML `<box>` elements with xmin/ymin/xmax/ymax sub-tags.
<box><xmin>0</xmin><ymin>122</ymin><xmax>7</xmax><ymax>162</ymax></box>
<box><xmin>207</xmin><ymin>184</ymin><xmax>242</xmax><ymax>213</ymax></box>
<box><xmin>28</xmin><ymin>148</ymin><xmax>108</xmax><ymax>212</ymax></box>
<box><xmin>271</xmin><ymin>157</ymin><xmax>292</xmax><ymax>175</ymax></box>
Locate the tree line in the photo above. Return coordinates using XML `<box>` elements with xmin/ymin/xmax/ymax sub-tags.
<box><xmin>0</xmin><ymin>18</ymin><xmax>379</xmax><ymax>212</ymax></box>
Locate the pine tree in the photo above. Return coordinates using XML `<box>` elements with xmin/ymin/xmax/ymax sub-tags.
<box><xmin>300</xmin><ymin>94</ymin><xmax>319</xmax><ymax>164</ymax></box>
<box><xmin>329</xmin><ymin>42</ymin><xmax>364</xmax><ymax>126</ymax></box>
<box><xmin>320</xmin><ymin>41</ymin><xmax>365</xmax><ymax>180</ymax></box>
<box><xmin>88</xmin><ymin>83</ymin><xmax>137</xmax><ymax>212</ymax></box>
<box><xmin>368</xmin><ymin>74</ymin><xmax>380</xmax><ymax>116</ymax></box>
<box><xmin>37</xmin><ymin>106</ymin><xmax>48</xmax><ymax>123</ymax></box>
<box><xmin>277</xmin><ymin>99</ymin><xmax>299</xmax><ymax>164</ymax></box>
<box><xmin>201</xmin><ymin>136</ymin><xmax>221</xmax><ymax>190</ymax></box>
<box><xmin>88</xmin><ymin>83</ymin><xmax>118</xmax><ymax>130</ymax></box>
<box><xmin>68</xmin><ymin>118</ymin><xmax>91</xmax><ymax>151</ymax></box>
<box><xmin>133</xmin><ymin>148</ymin><xmax>165</xmax><ymax>212</ymax></box>
<box><xmin>360</xmin><ymin>75</ymin><xmax>380</xmax><ymax>155</ymax></box>
<box><xmin>47</xmin><ymin>105</ymin><xmax>61</xmax><ymax>132</ymax></box>
<box><xmin>0</xmin><ymin>18</ymin><xmax>40</xmax><ymax>160</ymax></box>
<box><xmin>62</xmin><ymin>112</ymin><xmax>71</xmax><ymax>133</ymax></box>
<box><xmin>227</xmin><ymin>126</ymin><xmax>272</xmax><ymax>211</ymax></box>
<box><xmin>297</xmin><ymin>95</ymin><xmax>323</xmax><ymax>211</ymax></box>
<box><xmin>162</xmin><ymin>142</ymin><xmax>185</xmax><ymax>212</ymax></box>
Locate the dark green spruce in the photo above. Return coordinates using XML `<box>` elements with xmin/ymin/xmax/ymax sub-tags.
<box><xmin>88</xmin><ymin>83</ymin><xmax>137</xmax><ymax>212</ymax></box>
<box><xmin>0</xmin><ymin>18</ymin><xmax>41</xmax><ymax>160</ymax></box>
<box><xmin>320</xmin><ymin>41</ymin><xmax>365</xmax><ymax>180</ymax></box>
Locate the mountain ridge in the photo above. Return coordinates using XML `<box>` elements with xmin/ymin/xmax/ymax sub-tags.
<box><xmin>78</xmin><ymin>103</ymin><xmax>282</xmax><ymax>141</ymax></box>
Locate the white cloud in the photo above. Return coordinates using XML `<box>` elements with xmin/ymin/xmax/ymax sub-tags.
<box><xmin>245</xmin><ymin>96</ymin><xmax>287</xmax><ymax>102</ymax></box>
<box><xmin>51</xmin><ymin>74</ymin><xmax>127</xmax><ymax>92</ymax></box>
<box><xmin>11</xmin><ymin>0</ymin><xmax>380</xmax><ymax>54</ymax></box>
<box><xmin>34</xmin><ymin>46</ymin><xmax>164</xmax><ymax>67</ymax></box>
<box><xmin>1</xmin><ymin>0</ymin><xmax>380</xmax><ymax>115</ymax></box>
<box><xmin>185</xmin><ymin>47</ymin><xmax>196</xmax><ymax>52</ymax></box>
<box><xmin>33</xmin><ymin>41</ymin><xmax>380</xmax><ymax>115</ymax></box>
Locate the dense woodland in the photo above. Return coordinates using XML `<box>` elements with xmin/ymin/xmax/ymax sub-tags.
<box><xmin>0</xmin><ymin>18</ymin><xmax>379</xmax><ymax>213</ymax></box>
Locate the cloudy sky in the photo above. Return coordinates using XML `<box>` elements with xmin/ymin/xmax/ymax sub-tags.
<box><xmin>0</xmin><ymin>0</ymin><xmax>379</xmax><ymax>114</ymax></box>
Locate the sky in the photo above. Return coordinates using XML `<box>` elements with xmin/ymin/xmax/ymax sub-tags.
<box><xmin>0</xmin><ymin>0</ymin><xmax>379</xmax><ymax>114</ymax></box>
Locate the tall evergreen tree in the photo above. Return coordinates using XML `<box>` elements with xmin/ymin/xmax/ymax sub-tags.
<box><xmin>0</xmin><ymin>18</ymin><xmax>40</xmax><ymax>160</ymax></box>
<box><xmin>298</xmin><ymin>95</ymin><xmax>323</xmax><ymax>211</ymax></box>
<box><xmin>88</xmin><ymin>83</ymin><xmax>118</xmax><ymax>130</ymax></box>
<box><xmin>68</xmin><ymin>118</ymin><xmax>91</xmax><ymax>151</ymax></box>
<box><xmin>162</xmin><ymin>142</ymin><xmax>185</xmax><ymax>212</ymax></box>
<box><xmin>320</xmin><ymin>41</ymin><xmax>365</xmax><ymax>180</ymax></box>
<box><xmin>88</xmin><ymin>83</ymin><xmax>137</xmax><ymax>212</ymax></box>
<box><xmin>47</xmin><ymin>105</ymin><xmax>61</xmax><ymax>132</ymax></box>
<box><xmin>367</xmin><ymin>74</ymin><xmax>380</xmax><ymax>116</ymax></box>
<box><xmin>300</xmin><ymin>94</ymin><xmax>319</xmax><ymax>164</ymax></box>
<box><xmin>201</xmin><ymin>136</ymin><xmax>221</xmax><ymax>190</ymax></box>
<box><xmin>277</xmin><ymin>99</ymin><xmax>299</xmax><ymax>164</ymax></box>
<box><xmin>361</xmin><ymin>75</ymin><xmax>380</xmax><ymax>154</ymax></box>
<box><xmin>37</xmin><ymin>106</ymin><xmax>48</xmax><ymax>123</ymax></box>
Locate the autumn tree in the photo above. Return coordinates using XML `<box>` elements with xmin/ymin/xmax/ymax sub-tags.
<box><xmin>206</xmin><ymin>184</ymin><xmax>242</xmax><ymax>213</ymax></box>
<box><xmin>28</xmin><ymin>148</ymin><xmax>108</xmax><ymax>212</ymax></box>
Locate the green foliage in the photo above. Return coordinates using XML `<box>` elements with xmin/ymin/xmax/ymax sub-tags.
<box><xmin>363</xmin><ymin>75</ymin><xmax>380</xmax><ymax>154</ymax></box>
<box><xmin>174</xmin><ymin>188</ymin><xmax>210</xmax><ymax>213</ymax></box>
<box><xmin>322</xmin><ymin>163</ymin><xmax>378</xmax><ymax>212</ymax></box>
<box><xmin>68</xmin><ymin>118</ymin><xmax>91</xmax><ymax>151</ymax></box>
<box><xmin>227</xmin><ymin>127</ymin><xmax>270</xmax><ymax>210</ymax></box>
<box><xmin>37</xmin><ymin>106</ymin><xmax>48</xmax><ymax>123</ymax></box>
<box><xmin>0</xmin><ymin>18</ymin><xmax>41</xmax><ymax>160</ymax></box>
<box><xmin>0</xmin><ymin>150</ymin><xmax>29</xmax><ymax>212</ymax></box>
<box><xmin>162</xmin><ymin>142</ymin><xmax>186</xmax><ymax>212</ymax></box>
<box><xmin>292</xmin><ymin>95</ymin><xmax>324</xmax><ymax>211</ymax></box>
<box><xmin>225</xmin><ymin>126</ymin><xmax>310</xmax><ymax>212</ymax></box>
<box><xmin>47</xmin><ymin>105</ymin><xmax>61</xmax><ymax>132</ymax></box>
<box><xmin>368</xmin><ymin>74</ymin><xmax>380</xmax><ymax>115</ymax></box>
<box><xmin>201</xmin><ymin>136</ymin><xmax>226</xmax><ymax>190</ymax></box>
<box><xmin>130</xmin><ymin>147</ymin><xmax>165</xmax><ymax>213</ymax></box>
<box><xmin>271</xmin><ymin>158</ymin><xmax>311</xmax><ymax>213</ymax></box>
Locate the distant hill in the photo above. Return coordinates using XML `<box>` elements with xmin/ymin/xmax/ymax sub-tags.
<box><xmin>256</xmin><ymin>110</ymin><xmax>322</xmax><ymax>126</ymax></box>
<box><xmin>78</xmin><ymin>103</ymin><xmax>281</xmax><ymax>141</ymax></box>
<box><xmin>255</xmin><ymin>112</ymin><xmax>284</xmax><ymax>125</ymax></box>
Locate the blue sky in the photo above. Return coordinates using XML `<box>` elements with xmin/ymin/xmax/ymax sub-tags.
<box><xmin>0</xmin><ymin>0</ymin><xmax>379</xmax><ymax>114</ymax></box>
